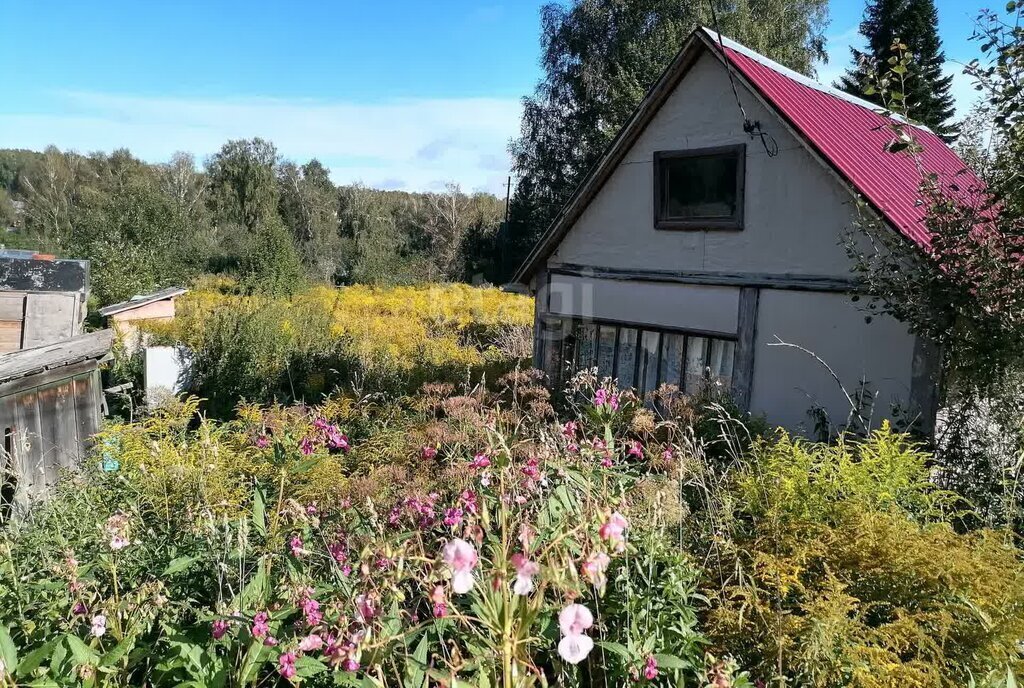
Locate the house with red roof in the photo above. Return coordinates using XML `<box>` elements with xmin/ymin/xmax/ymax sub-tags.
<box><xmin>511</xmin><ymin>28</ymin><xmax>979</xmax><ymax>433</ymax></box>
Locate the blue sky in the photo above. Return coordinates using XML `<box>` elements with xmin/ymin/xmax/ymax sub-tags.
<box><xmin>0</xmin><ymin>0</ymin><xmax>987</xmax><ymax>195</ymax></box>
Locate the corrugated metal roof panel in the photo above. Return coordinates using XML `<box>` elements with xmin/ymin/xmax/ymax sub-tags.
<box><xmin>718</xmin><ymin>41</ymin><xmax>983</xmax><ymax>248</ymax></box>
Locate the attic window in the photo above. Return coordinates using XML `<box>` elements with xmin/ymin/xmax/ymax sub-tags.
<box><xmin>654</xmin><ymin>145</ymin><xmax>745</xmax><ymax>230</ymax></box>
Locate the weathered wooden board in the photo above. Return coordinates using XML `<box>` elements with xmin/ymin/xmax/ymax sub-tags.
<box><xmin>23</xmin><ymin>293</ymin><xmax>78</xmax><ymax>348</ymax></box>
<box><xmin>13</xmin><ymin>390</ymin><xmax>42</xmax><ymax>501</ymax></box>
<box><xmin>72</xmin><ymin>372</ymin><xmax>101</xmax><ymax>451</ymax></box>
<box><xmin>0</xmin><ymin>322</ymin><xmax>23</xmax><ymax>353</ymax></box>
<box><xmin>38</xmin><ymin>381</ymin><xmax>79</xmax><ymax>485</ymax></box>
<box><xmin>0</xmin><ymin>330</ymin><xmax>113</xmax><ymax>385</ymax></box>
<box><xmin>0</xmin><ymin>294</ymin><xmax>25</xmax><ymax>320</ymax></box>
<box><xmin>0</xmin><ymin>395</ymin><xmax>19</xmax><ymax>515</ymax></box>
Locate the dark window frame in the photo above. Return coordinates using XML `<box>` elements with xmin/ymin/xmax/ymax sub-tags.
<box><xmin>653</xmin><ymin>144</ymin><xmax>746</xmax><ymax>231</ymax></box>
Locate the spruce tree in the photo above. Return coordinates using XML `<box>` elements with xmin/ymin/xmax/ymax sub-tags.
<box><xmin>838</xmin><ymin>0</ymin><xmax>958</xmax><ymax>140</ymax></box>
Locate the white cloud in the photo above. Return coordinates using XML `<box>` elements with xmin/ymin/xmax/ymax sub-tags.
<box><xmin>0</xmin><ymin>92</ymin><xmax>523</xmax><ymax>195</ymax></box>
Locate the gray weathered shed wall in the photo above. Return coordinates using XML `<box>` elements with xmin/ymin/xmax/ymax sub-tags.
<box><xmin>0</xmin><ymin>365</ymin><xmax>104</xmax><ymax>507</ymax></box>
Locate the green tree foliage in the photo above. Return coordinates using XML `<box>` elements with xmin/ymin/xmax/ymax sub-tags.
<box><xmin>505</xmin><ymin>0</ymin><xmax>829</xmax><ymax>279</ymax></box>
<box><xmin>838</xmin><ymin>0</ymin><xmax>958</xmax><ymax>140</ymax></box>
<box><xmin>967</xmin><ymin>5</ymin><xmax>1024</xmax><ymax>217</ymax></box>
<box><xmin>239</xmin><ymin>215</ymin><xmax>305</xmax><ymax>297</ymax></box>
<box><xmin>844</xmin><ymin>5</ymin><xmax>1024</xmax><ymax>533</ymax></box>
<box><xmin>2</xmin><ymin>141</ymin><xmax>508</xmax><ymax>300</ymax></box>
<box><xmin>277</xmin><ymin>159</ymin><xmax>342</xmax><ymax>281</ymax></box>
<box><xmin>0</xmin><ymin>149</ymin><xmax>42</xmax><ymax>192</ymax></box>
<box><xmin>205</xmin><ymin>137</ymin><xmax>280</xmax><ymax>232</ymax></box>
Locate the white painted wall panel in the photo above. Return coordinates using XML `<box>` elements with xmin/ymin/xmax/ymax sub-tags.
<box><xmin>548</xmin><ymin>274</ymin><xmax>739</xmax><ymax>335</ymax></box>
<box><xmin>551</xmin><ymin>51</ymin><xmax>859</xmax><ymax>277</ymax></box>
<box><xmin>749</xmin><ymin>290</ymin><xmax>916</xmax><ymax>432</ymax></box>
<box><xmin>144</xmin><ymin>346</ymin><xmax>190</xmax><ymax>410</ymax></box>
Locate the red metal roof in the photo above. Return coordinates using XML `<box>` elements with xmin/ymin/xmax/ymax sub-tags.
<box><xmin>715</xmin><ymin>34</ymin><xmax>982</xmax><ymax>248</ymax></box>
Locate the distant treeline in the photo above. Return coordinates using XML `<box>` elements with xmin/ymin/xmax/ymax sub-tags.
<box><xmin>0</xmin><ymin>142</ymin><xmax>516</xmax><ymax>306</ymax></box>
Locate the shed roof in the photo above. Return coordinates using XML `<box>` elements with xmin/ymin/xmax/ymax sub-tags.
<box><xmin>0</xmin><ymin>329</ymin><xmax>114</xmax><ymax>384</ymax></box>
<box><xmin>99</xmin><ymin>287</ymin><xmax>187</xmax><ymax>317</ymax></box>
<box><xmin>512</xmin><ymin>28</ymin><xmax>983</xmax><ymax>283</ymax></box>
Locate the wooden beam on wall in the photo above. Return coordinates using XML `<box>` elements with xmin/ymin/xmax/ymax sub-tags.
<box><xmin>733</xmin><ymin>287</ymin><xmax>760</xmax><ymax>411</ymax></box>
<box><xmin>549</xmin><ymin>263</ymin><xmax>860</xmax><ymax>293</ymax></box>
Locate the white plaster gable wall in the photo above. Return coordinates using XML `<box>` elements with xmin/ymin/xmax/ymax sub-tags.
<box><xmin>547</xmin><ymin>274</ymin><xmax>739</xmax><ymax>335</ymax></box>
<box><xmin>750</xmin><ymin>290</ymin><xmax>916</xmax><ymax>432</ymax></box>
<box><xmin>551</xmin><ymin>50</ymin><xmax>860</xmax><ymax>277</ymax></box>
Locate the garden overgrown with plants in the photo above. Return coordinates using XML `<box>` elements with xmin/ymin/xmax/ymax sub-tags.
<box><xmin>120</xmin><ymin>279</ymin><xmax>535</xmax><ymax>418</ymax></box>
<box><xmin>3</xmin><ymin>370</ymin><xmax>1024</xmax><ymax>688</ymax></box>
<box><xmin>4</xmin><ymin>3</ymin><xmax>1024</xmax><ymax>687</ymax></box>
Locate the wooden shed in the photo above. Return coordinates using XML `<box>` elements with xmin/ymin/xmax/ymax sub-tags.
<box><xmin>0</xmin><ymin>330</ymin><xmax>113</xmax><ymax>513</ymax></box>
<box><xmin>99</xmin><ymin>286</ymin><xmax>187</xmax><ymax>351</ymax></box>
<box><xmin>0</xmin><ymin>253</ymin><xmax>90</xmax><ymax>353</ymax></box>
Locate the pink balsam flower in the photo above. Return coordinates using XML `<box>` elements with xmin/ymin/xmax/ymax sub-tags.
<box><xmin>559</xmin><ymin>604</ymin><xmax>593</xmax><ymax>637</ymax></box>
<box><xmin>212</xmin><ymin>619</ymin><xmax>229</xmax><ymax>639</ymax></box>
<box><xmin>328</xmin><ymin>542</ymin><xmax>348</xmax><ymax>564</ymax></box>
<box><xmin>255</xmin><ymin>434</ymin><xmax>270</xmax><ymax>449</ymax></box>
<box><xmin>299</xmin><ymin>633</ymin><xmax>324</xmax><ymax>652</ymax></box>
<box><xmin>510</xmin><ymin>553</ymin><xmax>540</xmax><ymax>596</ymax></box>
<box><xmin>644</xmin><ymin>655</ymin><xmax>659</xmax><ymax>680</ymax></box>
<box><xmin>90</xmin><ymin>614</ymin><xmax>106</xmax><ymax>638</ymax></box>
<box><xmin>278</xmin><ymin>651</ymin><xmax>297</xmax><ymax>680</ymax></box>
<box><xmin>421</xmin><ymin>445</ymin><xmax>437</xmax><ymax>460</ymax></box>
<box><xmin>251</xmin><ymin>611</ymin><xmax>270</xmax><ymax>639</ymax></box>
<box><xmin>558</xmin><ymin>634</ymin><xmax>595</xmax><ymax>665</ymax></box>
<box><xmin>442</xmin><ymin>538</ymin><xmax>478</xmax><ymax>594</ymax></box>
<box><xmin>326</xmin><ymin>427</ymin><xmax>350</xmax><ymax>451</ymax></box>
<box><xmin>599</xmin><ymin>512</ymin><xmax>628</xmax><ymax>553</ymax></box>
<box><xmin>299</xmin><ymin>436</ymin><xmax>315</xmax><ymax>456</ymax></box>
<box><xmin>581</xmin><ymin>551</ymin><xmax>611</xmax><ymax>591</ymax></box>
<box><xmin>355</xmin><ymin>593</ymin><xmax>378</xmax><ymax>622</ymax></box>
<box><xmin>628</xmin><ymin>440</ymin><xmax>644</xmax><ymax>458</ymax></box>
<box><xmin>443</xmin><ymin>507</ymin><xmax>464</xmax><ymax>527</ymax></box>
<box><xmin>557</xmin><ymin>604</ymin><xmax>595</xmax><ymax>664</ymax></box>
<box><xmin>302</xmin><ymin>596</ymin><xmax>323</xmax><ymax>626</ymax></box>
<box><xmin>430</xmin><ymin>585</ymin><xmax>448</xmax><ymax>618</ymax></box>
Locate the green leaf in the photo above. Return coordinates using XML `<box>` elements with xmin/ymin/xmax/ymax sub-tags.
<box><xmin>100</xmin><ymin>634</ymin><xmax>136</xmax><ymax>668</ymax></box>
<box><xmin>63</xmin><ymin>635</ymin><xmax>98</xmax><ymax>666</ymax></box>
<box><xmin>16</xmin><ymin>641</ymin><xmax>54</xmax><ymax>677</ymax></box>
<box><xmin>290</xmin><ymin>455</ymin><xmax>321</xmax><ymax>475</ymax></box>
<box><xmin>251</xmin><ymin>486</ymin><xmax>267</xmax><ymax>537</ymax></box>
<box><xmin>653</xmin><ymin>653</ymin><xmax>693</xmax><ymax>670</ymax></box>
<box><xmin>1008</xmin><ymin>667</ymin><xmax>1018</xmax><ymax>688</ymax></box>
<box><xmin>0</xmin><ymin>624</ymin><xmax>18</xmax><ymax>672</ymax></box>
<box><xmin>163</xmin><ymin>555</ymin><xmax>199</xmax><ymax>576</ymax></box>
<box><xmin>595</xmin><ymin>640</ymin><xmax>631</xmax><ymax>660</ymax></box>
<box><xmin>294</xmin><ymin>655</ymin><xmax>328</xmax><ymax>678</ymax></box>
<box><xmin>403</xmin><ymin>633</ymin><xmax>430</xmax><ymax>687</ymax></box>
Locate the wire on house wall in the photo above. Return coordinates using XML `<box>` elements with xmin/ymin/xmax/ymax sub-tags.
<box><xmin>705</xmin><ymin>0</ymin><xmax>780</xmax><ymax>158</ymax></box>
